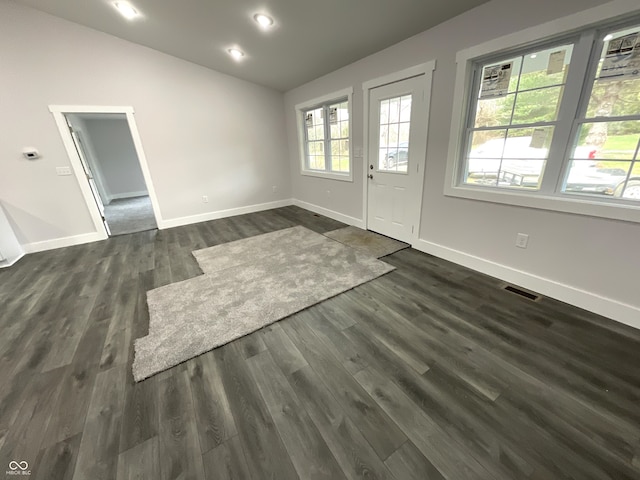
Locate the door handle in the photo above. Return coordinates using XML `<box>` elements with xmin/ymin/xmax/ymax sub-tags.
<box><xmin>368</xmin><ymin>174</ymin><xmax>373</xmax><ymax>179</ymax></box>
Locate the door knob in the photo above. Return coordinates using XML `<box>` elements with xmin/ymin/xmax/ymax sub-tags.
<box><xmin>368</xmin><ymin>174</ymin><xmax>373</xmax><ymax>179</ymax></box>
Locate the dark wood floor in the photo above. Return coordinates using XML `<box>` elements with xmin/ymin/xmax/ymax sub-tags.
<box><xmin>1</xmin><ymin>205</ymin><xmax>639</xmax><ymax>480</ymax></box>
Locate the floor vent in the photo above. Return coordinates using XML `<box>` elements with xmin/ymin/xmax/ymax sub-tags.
<box><xmin>503</xmin><ymin>285</ymin><xmax>541</xmax><ymax>302</ymax></box>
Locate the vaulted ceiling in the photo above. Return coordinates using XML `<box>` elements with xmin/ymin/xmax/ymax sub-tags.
<box><xmin>16</xmin><ymin>0</ymin><xmax>489</xmax><ymax>91</ymax></box>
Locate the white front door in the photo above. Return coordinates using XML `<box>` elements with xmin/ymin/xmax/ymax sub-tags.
<box><xmin>366</xmin><ymin>75</ymin><xmax>428</xmax><ymax>243</ymax></box>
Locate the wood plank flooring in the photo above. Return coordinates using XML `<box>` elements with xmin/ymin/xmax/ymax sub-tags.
<box><xmin>1</xmin><ymin>205</ymin><xmax>639</xmax><ymax>480</ymax></box>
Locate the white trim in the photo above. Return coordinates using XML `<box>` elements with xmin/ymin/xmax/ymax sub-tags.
<box><xmin>22</xmin><ymin>232</ymin><xmax>105</xmax><ymax>254</ymax></box>
<box><xmin>294</xmin><ymin>88</ymin><xmax>354</xmax><ymax>112</ymax></box>
<box><xmin>299</xmin><ymin>170</ymin><xmax>353</xmax><ymax>182</ymax></box>
<box><xmin>49</xmin><ymin>105</ymin><xmax>135</xmax><ymax>114</ymax></box>
<box><xmin>49</xmin><ymin>105</ymin><xmax>164</xmax><ymax>237</ymax></box>
<box><xmin>443</xmin><ymin>0</ymin><xmax>640</xmax><ymax>224</ymax></box>
<box><xmin>124</xmin><ymin>111</ymin><xmax>164</xmax><ymax>226</ymax></box>
<box><xmin>0</xmin><ymin>253</ymin><xmax>25</xmax><ymax>269</ymax></box>
<box><xmin>362</xmin><ymin>61</ymin><xmax>436</xmax><ymax>240</ymax></box>
<box><xmin>443</xmin><ymin>185</ymin><xmax>640</xmax><ymax>222</ymax></box>
<box><xmin>108</xmin><ymin>190</ymin><xmax>149</xmax><ymax>202</ymax></box>
<box><xmin>50</xmin><ymin>111</ymin><xmax>110</xmax><ymax>239</ymax></box>
<box><xmin>20</xmin><ymin>199</ymin><xmax>293</xmax><ymax>251</ymax></box>
<box><xmin>295</xmin><ymin>87</ymin><xmax>354</xmax><ymax>182</ymax></box>
<box><xmin>159</xmin><ymin>199</ymin><xmax>294</xmax><ymax>229</ymax></box>
<box><xmin>0</xmin><ymin>203</ymin><xmax>24</xmax><ymax>267</ymax></box>
<box><xmin>70</xmin><ymin>127</ymin><xmax>111</xmax><ymax>204</ymax></box>
<box><xmin>362</xmin><ymin>62</ymin><xmax>436</xmax><ymax>92</ymax></box>
<box><xmin>414</xmin><ymin>238</ymin><xmax>640</xmax><ymax>331</ymax></box>
<box><xmin>292</xmin><ymin>199</ymin><xmax>365</xmax><ymax>228</ymax></box>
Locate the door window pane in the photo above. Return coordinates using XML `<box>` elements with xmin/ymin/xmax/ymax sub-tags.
<box><xmin>378</xmin><ymin>95</ymin><xmax>411</xmax><ymax>173</ymax></box>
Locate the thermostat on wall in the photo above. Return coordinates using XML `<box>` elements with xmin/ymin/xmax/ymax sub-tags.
<box><xmin>22</xmin><ymin>148</ymin><xmax>40</xmax><ymax>160</ymax></box>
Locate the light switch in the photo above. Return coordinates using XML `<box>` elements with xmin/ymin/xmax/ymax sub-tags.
<box><xmin>516</xmin><ymin>233</ymin><xmax>529</xmax><ymax>249</ymax></box>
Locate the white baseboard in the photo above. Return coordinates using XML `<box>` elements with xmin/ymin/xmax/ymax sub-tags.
<box><xmin>106</xmin><ymin>191</ymin><xmax>149</xmax><ymax>203</ymax></box>
<box><xmin>159</xmin><ymin>199</ymin><xmax>294</xmax><ymax>229</ymax></box>
<box><xmin>292</xmin><ymin>199</ymin><xmax>365</xmax><ymax>228</ymax></box>
<box><xmin>0</xmin><ymin>252</ymin><xmax>25</xmax><ymax>268</ymax></box>
<box><xmin>22</xmin><ymin>231</ymin><xmax>107</xmax><ymax>254</ymax></box>
<box><xmin>414</xmin><ymin>239</ymin><xmax>640</xmax><ymax>331</ymax></box>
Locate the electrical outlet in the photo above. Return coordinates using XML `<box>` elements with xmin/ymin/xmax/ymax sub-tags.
<box><xmin>56</xmin><ymin>166</ymin><xmax>72</xmax><ymax>176</ymax></box>
<box><xmin>272</xmin><ymin>185</ymin><xmax>277</xmax><ymax>193</ymax></box>
<box><xmin>516</xmin><ymin>233</ymin><xmax>529</xmax><ymax>249</ymax></box>
<box><xmin>202</xmin><ymin>195</ymin><xmax>209</xmax><ymax>203</ymax></box>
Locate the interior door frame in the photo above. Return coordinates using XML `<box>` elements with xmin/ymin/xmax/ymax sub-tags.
<box><xmin>71</xmin><ymin>126</ymin><xmax>110</xmax><ymax>206</ymax></box>
<box><xmin>49</xmin><ymin>105</ymin><xmax>163</xmax><ymax>239</ymax></box>
<box><xmin>361</xmin><ymin>61</ymin><xmax>436</xmax><ymax>245</ymax></box>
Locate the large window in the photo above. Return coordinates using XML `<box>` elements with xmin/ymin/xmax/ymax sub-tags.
<box><xmin>296</xmin><ymin>89</ymin><xmax>352</xmax><ymax>180</ymax></box>
<box><xmin>456</xmin><ymin>16</ymin><xmax>640</xmax><ymax>212</ymax></box>
<box><xmin>465</xmin><ymin>44</ymin><xmax>574</xmax><ymax>190</ymax></box>
<box><xmin>565</xmin><ymin>25</ymin><xmax>640</xmax><ymax>200</ymax></box>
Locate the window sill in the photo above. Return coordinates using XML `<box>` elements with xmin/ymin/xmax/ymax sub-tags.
<box><xmin>443</xmin><ymin>183</ymin><xmax>640</xmax><ymax>224</ymax></box>
<box><xmin>300</xmin><ymin>169</ymin><xmax>353</xmax><ymax>182</ymax></box>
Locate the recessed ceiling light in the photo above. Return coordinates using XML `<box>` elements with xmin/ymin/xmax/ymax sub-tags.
<box><xmin>114</xmin><ymin>1</ymin><xmax>139</xmax><ymax>20</ymax></box>
<box><xmin>604</xmin><ymin>34</ymin><xmax>614</xmax><ymax>41</ymax></box>
<box><xmin>254</xmin><ymin>13</ymin><xmax>274</xmax><ymax>28</ymax></box>
<box><xmin>228</xmin><ymin>48</ymin><xmax>245</xmax><ymax>60</ymax></box>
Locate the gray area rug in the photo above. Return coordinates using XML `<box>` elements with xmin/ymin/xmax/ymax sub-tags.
<box><xmin>132</xmin><ymin>226</ymin><xmax>394</xmax><ymax>381</ymax></box>
<box><xmin>104</xmin><ymin>195</ymin><xmax>157</xmax><ymax>236</ymax></box>
<box><xmin>324</xmin><ymin>226</ymin><xmax>409</xmax><ymax>258</ymax></box>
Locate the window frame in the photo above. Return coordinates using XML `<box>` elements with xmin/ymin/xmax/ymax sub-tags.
<box><xmin>444</xmin><ymin>1</ymin><xmax>640</xmax><ymax>224</ymax></box>
<box><xmin>559</xmin><ymin>23</ymin><xmax>640</xmax><ymax>199</ymax></box>
<box><xmin>296</xmin><ymin>87</ymin><xmax>354</xmax><ymax>182</ymax></box>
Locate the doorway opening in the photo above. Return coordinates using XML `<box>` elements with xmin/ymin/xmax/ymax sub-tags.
<box><xmin>50</xmin><ymin>106</ymin><xmax>161</xmax><ymax>239</ymax></box>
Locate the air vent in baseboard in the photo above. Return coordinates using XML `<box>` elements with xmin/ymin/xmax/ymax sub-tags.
<box><xmin>502</xmin><ymin>285</ymin><xmax>541</xmax><ymax>302</ymax></box>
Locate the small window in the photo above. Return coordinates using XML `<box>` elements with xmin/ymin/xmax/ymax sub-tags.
<box><xmin>303</xmin><ymin>99</ymin><xmax>350</xmax><ymax>174</ymax></box>
<box><xmin>297</xmin><ymin>89</ymin><xmax>352</xmax><ymax>181</ymax></box>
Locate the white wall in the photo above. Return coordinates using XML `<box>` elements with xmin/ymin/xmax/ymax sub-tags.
<box><xmin>83</xmin><ymin>117</ymin><xmax>148</xmax><ymax>201</ymax></box>
<box><xmin>285</xmin><ymin>0</ymin><xmax>640</xmax><ymax>326</ymax></box>
<box><xmin>0</xmin><ymin>0</ymin><xmax>290</xmax><ymax>246</ymax></box>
